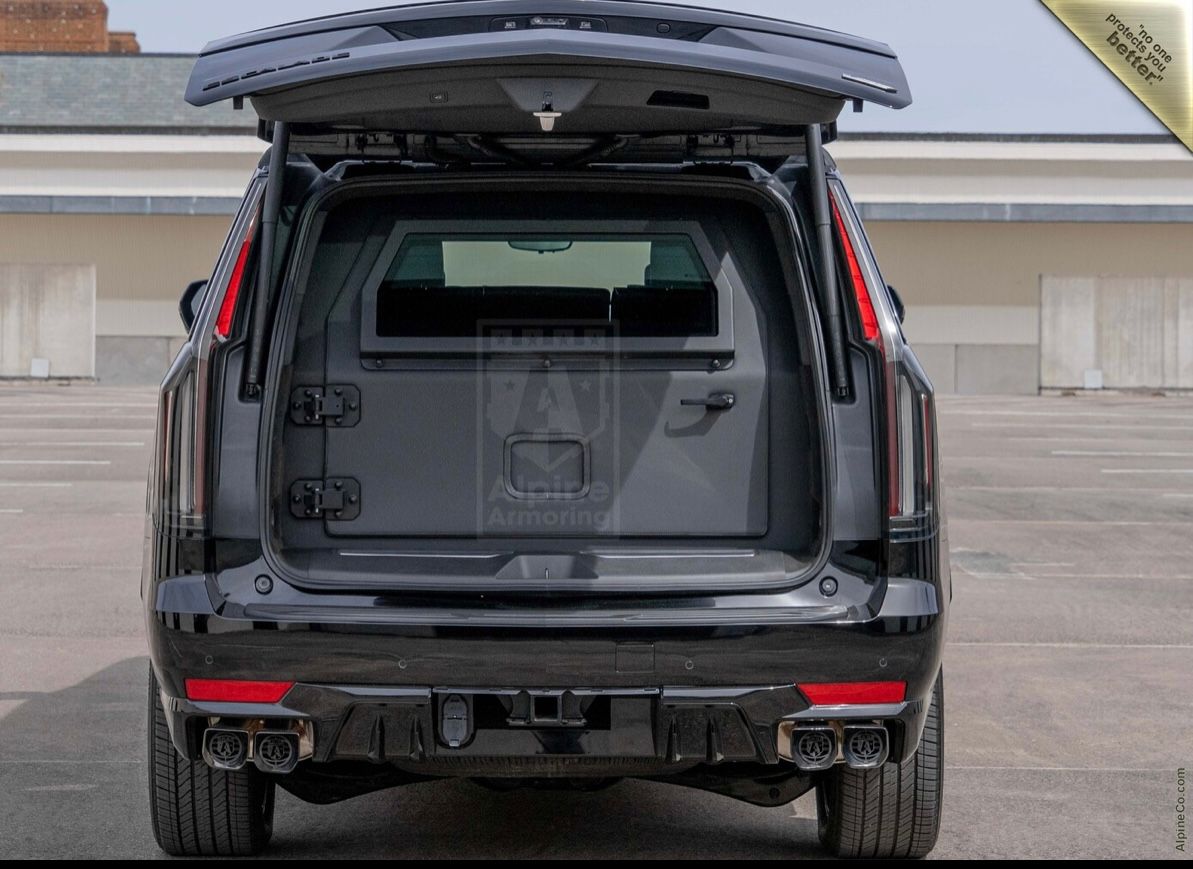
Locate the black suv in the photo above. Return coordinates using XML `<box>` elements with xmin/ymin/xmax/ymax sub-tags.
<box><xmin>146</xmin><ymin>1</ymin><xmax>947</xmax><ymax>859</ymax></box>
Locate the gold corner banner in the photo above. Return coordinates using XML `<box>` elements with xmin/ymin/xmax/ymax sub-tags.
<box><xmin>1042</xmin><ymin>0</ymin><xmax>1192</xmax><ymax>150</ymax></box>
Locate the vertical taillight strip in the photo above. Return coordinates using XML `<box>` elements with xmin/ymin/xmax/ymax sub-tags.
<box><xmin>830</xmin><ymin>198</ymin><xmax>880</xmax><ymax>343</ymax></box>
<box><xmin>150</xmin><ymin>176</ymin><xmax>264</xmax><ymax>541</ymax></box>
<box><xmin>186</xmin><ymin>180</ymin><xmax>265</xmax><ymax>523</ymax></box>
<box><xmin>828</xmin><ymin>182</ymin><xmax>910</xmax><ymax>519</ymax></box>
<box><xmin>216</xmin><ymin>213</ymin><xmax>258</xmax><ymax>342</ymax></box>
<box><xmin>193</xmin><ymin>194</ymin><xmax>262</xmax><ymax>519</ymax></box>
<box><xmin>921</xmin><ymin>390</ymin><xmax>937</xmax><ymax>510</ymax></box>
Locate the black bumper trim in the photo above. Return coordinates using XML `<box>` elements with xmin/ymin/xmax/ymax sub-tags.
<box><xmin>155</xmin><ymin>575</ymin><xmax>938</xmax><ymax>629</ymax></box>
<box><xmin>161</xmin><ymin>680</ymin><xmax>931</xmax><ymax>772</ymax></box>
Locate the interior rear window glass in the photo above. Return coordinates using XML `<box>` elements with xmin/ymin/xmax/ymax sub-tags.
<box><xmin>375</xmin><ymin>234</ymin><xmax>717</xmax><ymax>338</ymax></box>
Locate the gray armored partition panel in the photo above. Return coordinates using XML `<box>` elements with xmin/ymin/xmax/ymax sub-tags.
<box><xmin>271</xmin><ymin>180</ymin><xmax>820</xmax><ymax>561</ymax></box>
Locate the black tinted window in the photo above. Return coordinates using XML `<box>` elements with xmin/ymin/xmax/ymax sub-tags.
<box><xmin>375</xmin><ymin>234</ymin><xmax>717</xmax><ymax>338</ymax></box>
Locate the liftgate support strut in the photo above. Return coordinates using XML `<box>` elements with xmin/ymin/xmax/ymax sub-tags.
<box><xmin>245</xmin><ymin>121</ymin><xmax>290</xmax><ymax>399</ymax></box>
<box><xmin>804</xmin><ymin>123</ymin><xmax>851</xmax><ymax>398</ymax></box>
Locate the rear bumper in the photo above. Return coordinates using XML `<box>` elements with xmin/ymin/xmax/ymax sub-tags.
<box><xmin>162</xmin><ymin>683</ymin><xmax>927</xmax><ymax>777</ymax></box>
<box><xmin>148</xmin><ymin>572</ymin><xmax>944</xmax><ymax>772</ymax></box>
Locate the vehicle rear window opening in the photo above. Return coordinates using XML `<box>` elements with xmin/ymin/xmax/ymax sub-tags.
<box><xmin>374</xmin><ymin>233</ymin><xmax>718</xmax><ymax>339</ymax></box>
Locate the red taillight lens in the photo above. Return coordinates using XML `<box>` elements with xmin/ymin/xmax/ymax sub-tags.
<box><xmin>829</xmin><ymin>189</ymin><xmax>906</xmax><ymax>517</ymax></box>
<box><xmin>798</xmin><ymin>681</ymin><xmax>907</xmax><ymax>706</ymax></box>
<box><xmin>830</xmin><ymin>196</ymin><xmax>880</xmax><ymax>343</ymax></box>
<box><xmin>215</xmin><ymin>215</ymin><xmax>256</xmax><ymax>340</ymax></box>
<box><xmin>184</xmin><ymin>679</ymin><xmax>294</xmax><ymax>704</ymax></box>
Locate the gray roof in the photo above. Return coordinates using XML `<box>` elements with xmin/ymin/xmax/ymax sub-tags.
<box><xmin>0</xmin><ymin>54</ymin><xmax>257</xmax><ymax>133</ymax></box>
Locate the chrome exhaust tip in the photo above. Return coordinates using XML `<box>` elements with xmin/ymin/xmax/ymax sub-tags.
<box><xmin>252</xmin><ymin>731</ymin><xmax>300</xmax><ymax>774</ymax></box>
<box><xmin>842</xmin><ymin>725</ymin><xmax>889</xmax><ymax>769</ymax></box>
<box><xmin>202</xmin><ymin>728</ymin><xmax>249</xmax><ymax>771</ymax></box>
<box><xmin>790</xmin><ymin>726</ymin><xmax>837</xmax><ymax>772</ymax></box>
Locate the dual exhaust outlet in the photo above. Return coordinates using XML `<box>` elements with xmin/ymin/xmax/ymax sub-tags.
<box><xmin>789</xmin><ymin>724</ymin><xmax>890</xmax><ymax>772</ymax></box>
<box><xmin>201</xmin><ymin>725</ymin><xmax>307</xmax><ymax>774</ymax></box>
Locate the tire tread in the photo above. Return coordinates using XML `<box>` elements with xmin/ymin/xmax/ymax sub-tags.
<box><xmin>146</xmin><ymin>669</ymin><xmax>274</xmax><ymax>857</ymax></box>
<box><xmin>817</xmin><ymin>674</ymin><xmax>944</xmax><ymax>859</ymax></box>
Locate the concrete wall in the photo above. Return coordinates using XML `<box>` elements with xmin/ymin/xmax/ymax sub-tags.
<box><xmin>862</xmin><ymin>221</ymin><xmax>1193</xmax><ymax>393</ymax></box>
<box><xmin>0</xmin><ymin>212</ymin><xmax>231</xmax><ymax>381</ymax></box>
<box><xmin>1041</xmin><ymin>276</ymin><xmax>1193</xmax><ymax>389</ymax></box>
<box><xmin>2</xmin><ymin>208</ymin><xmax>1191</xmax><ymax>390</ymax></box>
<box><xmin>0</xmin><ymin>263</ymin><xmax>95</xmax><ymax>377</ymax></box>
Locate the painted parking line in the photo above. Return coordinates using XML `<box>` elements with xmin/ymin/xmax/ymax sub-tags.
<box><xmin>949</xmin><ymin>518</ymin><xmax>1190</xmax><ymax>526</ymax></box>
<box><xmin>0</xmin><ymin>482</ymin><xmax>73</xmax><ymax>488</ymax></box>
<box><xmin>944</xmin><ymin>766</ymin><xmax>1174</xmax><ymax>772</ymax></box>
<box><xmin>0</xmin><ymin>760</ymin><xmax>143</xmax><ymax>765</ymax></box>
<box><xmin>951</xmin><ymin>641</ymin><xmax>1193</xmax><ymax>649</ymax></box>
<box><xmin>942</xmin><ymin>409</ymin><xmax>1193</xmax><ymax>420</ymax></box>
<box><xmin>0</xmin><ymin>460</ymin><xmax>111</xmax><ymax>466</ymax></box>
<box><xmin>0</xmin><ymin>402</ymin><xmax>157</xmax><ymax>408</ymax></box>
<box><xmin>1101</xmin><ymin>468</ymin><xmax>1193</xmax><ymax>475</ymax></box>
<box><xmin>0</xmin><ymin>442</ymin><xmax>145</xmax><ymax>448</ymax></box>
<box><xmin>1052</xmin><ymin>450</ymin><xmax>1193</xmax><ymax>457</ymax></box>
<box><xmin>0</xmin><ymin>429</ymin><xmax>154</xmax><ymax>435</ymax></box>
<box><xmin>953</xmin><ymin>568</ymin><xmax>1193</xmax><ymax>580</ymax></box>
<box><xmin>1008</xmin><ymin>435</ymin><xmax>1193</xmax><ymax>442</ymax></box>
<box><xmin>945</xmin><ymin>454</ymin><xmax>1193</xmax><ymax>461</ymax></box>
<box><xmin>950</xmin><ymin>485</ymin><xmax>1193</xmax><ymax>493</ymax></box>
<box><xmin>969</xmin><ymin>422</ymin><xmax>1193</xmax><ymax>431</ymax></box>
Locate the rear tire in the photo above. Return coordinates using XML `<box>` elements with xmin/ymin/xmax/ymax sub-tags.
<box><xmin>147</xmin><ymin>668</ymin><xmax>275</xmax><ymax>857</ymax></box>
<box><xmin>815</xmin><ymin>673</ymin><xmax>943</xmax><ymax>859</ymax></box>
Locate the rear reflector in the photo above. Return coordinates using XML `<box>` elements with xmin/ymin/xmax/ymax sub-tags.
<box><xmin>799</xmin><ymin>681</ymin><xmax>906</xmax><ymax>706</ymax></box>
<box><xmin>185</xmin><ymin>679</ymin><xmax>294</xmax><ymax>704</ymax></box>
<box><xmin>830</xmin><ymin>195</ymin><xmax>880</xmax><ymax>342</ymax></box>
<box><xmin>215</xmin><ymin>215</ymin><xmax>256</xmax><ymax>340</ymax></box>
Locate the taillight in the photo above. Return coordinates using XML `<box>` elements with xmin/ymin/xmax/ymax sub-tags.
<box><xmin>897</xmin><ymin>374</ymin><xmax>917</xmax><ymax>516</ymax></box>
<box><xmin>830</xmin><ymin>198</ymin><xmax>880</xmax><ymax>343</ymax></box>
<box><xmin>152</xmin><ymin>355</ymin><xmax>200</xmax><ymax>532</ymax></box>
<box><xmin>185</xmin><ymin>679</ymin><xmax>294</xmax><ymax>704</ymax></box>
<box><xmin>215</xmin><ymin>214</ymin><xmax>257</xmax><ymax>340</ymax></box>
<box><xmin>150</xmin><ymin>189</ymin><xmax>262</xmax><ymax>538</ymax></box>
<box><xmin>798</xmin><ymin>682</ymin><xmax>907</xmax><ymax>706</ymax></box>
<box><xmin>896</xmin><ymin>374</ymin><xmax>937</xmax><ymax>518</ymax></box>
<box><xmin>829</xmin><ymin>188</ymin><xmax>930</xmax><ymax>520</ymax></box>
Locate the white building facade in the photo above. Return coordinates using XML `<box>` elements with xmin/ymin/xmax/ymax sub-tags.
<box><xmin>2</xmin><ymin>55</ymin><xmax>1191</xmax><ymax>390</ymax></box>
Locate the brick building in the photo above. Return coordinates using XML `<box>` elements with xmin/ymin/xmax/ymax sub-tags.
<box><xmin>0</xmin><ymin>1</ymin><xmax>138</xmax><ymax>53</ymax></box>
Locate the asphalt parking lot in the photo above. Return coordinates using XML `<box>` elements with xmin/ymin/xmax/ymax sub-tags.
<box><xmin>1</xmin><ymin>385</ymin><xmax>1190</xmax><ymax>859</ymax></box>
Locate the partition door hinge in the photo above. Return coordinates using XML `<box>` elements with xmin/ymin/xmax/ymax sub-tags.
<box><xmin>290</xmin><ymin>386</ymin><xmax>360</xmax><ymax>427</ymax></box>
<box><xmin>290</xmin><ymin>479</ymin><xmax>361</xmax><ymax>521</ymax></box>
